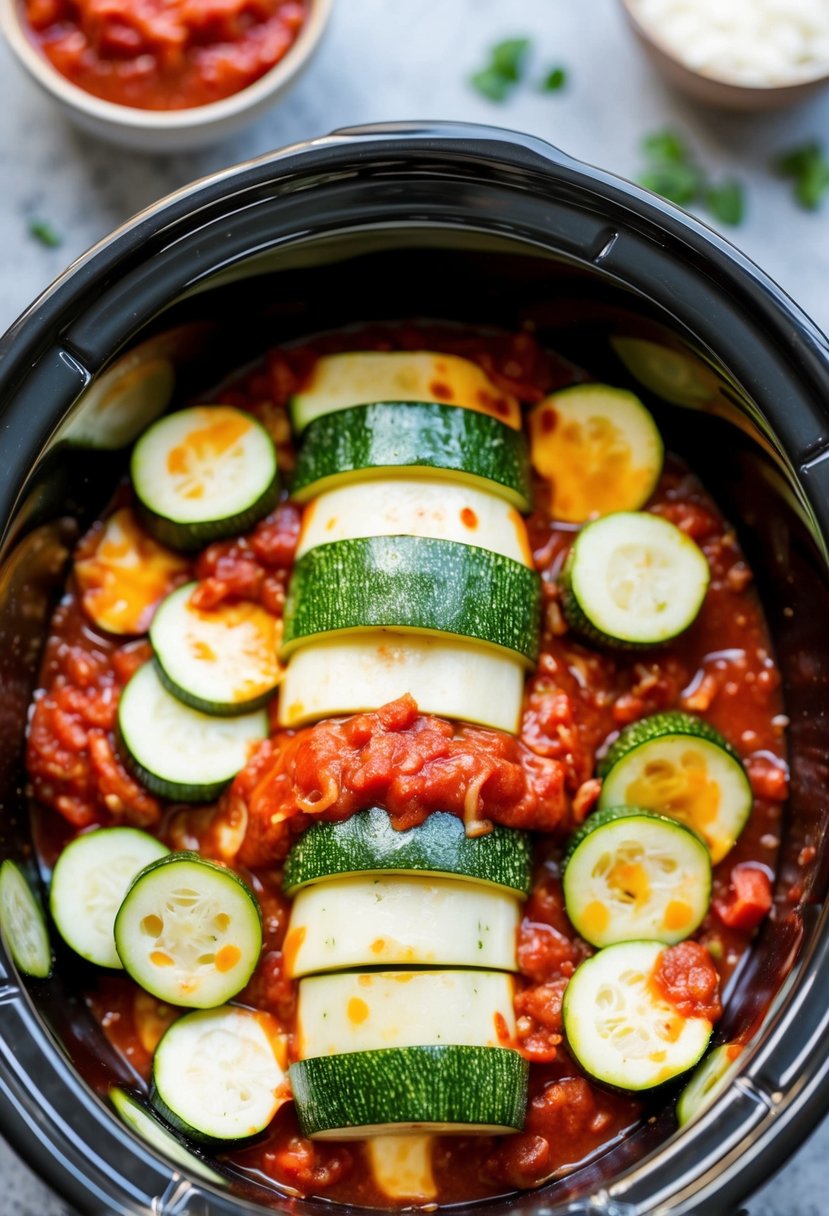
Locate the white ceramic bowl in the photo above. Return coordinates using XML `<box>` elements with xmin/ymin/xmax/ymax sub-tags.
<box><xmin>0</xmin><ymin>0</ymin><xmax>332</xmax><ymax>151</ymax></box>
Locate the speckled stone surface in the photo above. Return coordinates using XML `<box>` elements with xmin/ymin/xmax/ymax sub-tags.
<box><xmin>1</xmin><ymin>1</ymin><xmax>828</xmax><ymax>1212</ymax></box>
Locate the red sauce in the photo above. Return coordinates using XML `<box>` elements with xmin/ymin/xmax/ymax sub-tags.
<box><xmin>24</xmin><ymin>0</ymin><xmax>308</xmax><ymax>111</ymax></box>
<box><xmin>24</xmin><ymin>324</ymin><xmax>791</xmax><ymax>1207</ymax></box>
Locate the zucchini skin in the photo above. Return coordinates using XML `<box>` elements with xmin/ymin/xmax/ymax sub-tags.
<box><xmin>283</xmin><ymin>809</ymin><xmax>532</xmax><ymax>896</ymax></box>
<box><xmin>290</xmin><ymin>1045</ymin><xmax>528</xmax><ymax>1137</ymax></box>
<box><xmin>117</xmin><ymin>717</ymin><xmax>239</xmax><ymax>803</ymax></box>
<box><xmin>136</xmin><ymin>471</ymin><xmax>279</xmax><ymax>553</ymax></box>
<box><xmin>598</xmin><ymin>711</ymin><xmax>739</xmax><ymax>780</ymax></box>
<box><xmin>291</xmin><ymin>402</ymin><xmax>532</xmax><ymax>509</ymax></box>
<box><xmin>282</xmin><ymin>534</ymin><xmax>541</xmax><ymax>663</ymax></box>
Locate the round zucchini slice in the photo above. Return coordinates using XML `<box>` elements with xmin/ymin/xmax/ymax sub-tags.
<box><xmin>560</xmin><ymin>511</ymin><xmax>710</xmax><ymax>648</ymax></box>
<box><xmin>50</xmin><ymin>827</ymin><xmax>170</xmax><ymax>969</ymax></box>
<box><xmin>562</xmin><ymin>941</ymin><xmax>713</xmax><ymax>1090</ymax></box>
<box><xmin>151</xmin><ymin>582</ymin><xmax>282</xmax><ymax>716</ymax></box>
<box><xmin>289</xmin><ymin>351</ymin><xmax>521</xmax><ymax>433</ymax></box>
<box><xmin>131</xmin><ymin>405</ymin><xmax>278</xmax><ymax>551</ymax></box>
<box><xmin>117</xmin><ymin>662</ymin><xmax>268</xmax><ymax>802</ymax></box>
<box><xmin>676</xmin><ymin>1042</ymin><xmax>743</xmax><ymax>1126</ymax></box>
<box><xmin>598</xmin><ymin>711</ymin><xmax>752</xmax><ymax>863</ymax></box>
<box><xmin>283</xmin><ymin>808</ymin><xmax>532</xmax><ymax>896</ymax></box>
<box><xmin>110</xmin><ymin>1087</ymin><xmax>225</xmax><ymax>1183</ymax></box>
<box><xmin>282</xmin><ymin>535</ymin><xmax>540</xmax><ymax>663</ymax></box>
<box><xmin>528</xmin><ymin>384</ymin><xmax>663</xmax><ymax>523</ymax></box>
<box><xmin>290</xmin><ymin>1045</ymin><xmax>528</xmax><ymax>1139</ymax></box>
<box><xmin>291</xmin><ymin>401</ymin><xmax>531</xmax><ymax>509</ymax></box>
<box><xmin>151</xmin><ymin>1006</ymin><xmax>289</xmax><ymax>1142</ymax></box>
<box><xmin>114</xmin><ymin>853</ymin><xmax>262</xmax><ymax>1008</ymax></box>
<box><xmin>562</xmin><ymin>807</ymin><xmax>711</xmax><ymax>947</ymax></box>
<box><xmin>0</xmin><ymin>860</ymin><xmax>51</xmax><ymax>979</ymax></box>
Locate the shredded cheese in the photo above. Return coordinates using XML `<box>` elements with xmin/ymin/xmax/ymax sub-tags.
<box><xmin>629</xmin><ymin>0</ymin><xmax>829</xmax><ymax>86</ymax></box>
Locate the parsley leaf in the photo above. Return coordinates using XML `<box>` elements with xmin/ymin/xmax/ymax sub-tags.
<box><xmin>469</xmin><ymin>67</ymin><xmax>514</xmax><ymax>103</ymax></box>
<box><xmin>639</xmin><ymin>163</ymin><xmax>703</xmax><ymax>207</ymax></box>
<box><xmin>637</xmin><ymin>129</ymin><xmax>744</xmax><ymax>225</ymax></box>
<box><xmin>540</xmin><ymin>66</ymin><xmax>567</xmax><ymax>92</ymax></box>
<box><xmin>642</xmin><ymin>129</ymin><xmax>689</xmax><ymax>165</ymax></box>
<box><xmin>28</xmin><ymin>219</ymin><xmax>62</xmax><ymax>248</ymax></box>
<box><xmin>774</xmin><ymin>141</ymin><xmax>829</xmax><ymax>210</ymax></box>
<box><xmin>469</xmin><ymin>36</ymin><xmax>531</xmax><ymax>101</ymax></box>
<box><xmin>706</xmin><ymin>180</ymin><xmax>745</xmax><ymax>226</ymax></box>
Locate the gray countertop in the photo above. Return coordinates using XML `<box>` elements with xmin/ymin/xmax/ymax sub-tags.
<box><xmin>1</xmin><ymin>1</ymin><xmax>828</xmax><ymax>1211</ymax></box>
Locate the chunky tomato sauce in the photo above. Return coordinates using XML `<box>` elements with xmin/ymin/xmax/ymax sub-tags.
<box><xmin>26</xmin><ymin>325</ymin><xmax>791</xmax><ymax>1207</ymax></box>
<box><xmin>24</xmin><ymin>0</ymin><xmax>308</xmax><ymax>111</ymax></box>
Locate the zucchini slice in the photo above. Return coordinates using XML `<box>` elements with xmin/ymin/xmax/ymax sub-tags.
<box><xmin>562</xmin><ymin>807</ymin><xmax>711</xmax><ymax>947</ymax></box>
<box><xmin>676</xmin><ymin>1042</ymin><xmax>742</xmax><ymax>1126</ymax></box>
<box><xmin>110</xmin><ymin>1087</ymin><xmax>225</xmax><ymax>1183</ymax></box>
<box><xmin>117</xmin><ymin>662</ymin><xmax>268</xmax><ymax>802</ymax></box>
<box><xmin>562</xmin><ymin>941</ymin><xmax>713</xmax><ymax>1090</ymax></box>
<box><xmin>560</xmin><ymin>511</ymin><xmax>710</xmax><ymax>648</ymax></box>
<box><xmin>50</xmin><ymin>827</ymin><xmax>169</xmax><ymax>969</ymax></box>
<box><xmin>283</xmin><ymin>808</ymin><xmax>532</xmax><ymax>896</ymax></box>
<box><xmin>598</xmin><ymin>711</ymin><xmax>752</xmax><ymax>864</ymax></box>
<box><xmin>290</xmin><ymin>1045</ymin><xmax>528</xmax><ymax>1139</ymax></box>
<box><xmin>284</xmin><ymin>874</ymin><xmax>521</xmax><ymax>977</ymax></box>
<box><xmin>0</xmin><ymin>860</ymin><xmax>51</xmax><ymax>979</ymax></box>
<box><xmin>291</xmin><ymin>402</ymin><xmax>531</xmax><ymax>509</ymax></box>
<box><xmin>277</xmin><ymin>631</ymin><xmax>526</xmax><ymax>734</ymax></box>
<box><xmin>528</xmin><ymin>384</ymin><xmax>663</xmax><ymax>523</ymax></box>
<box><xmin>131</xmin><ymin>405</ymin><xmax>278</xmax><ymax>551</ymax></box>
<box><xmin>151</xmin><ymin>1006</ymin><xmax>289</xmax><ymax>1142</ymax></box>
<box><xmin>296</xmin><ymin>477</ymin><xmax>533</xmax><ymax>565</ymax></box>
<box><xmin>75</xmin><ymin>508</ymin><xmax>190</xmax><ymax>636</ymax></box>
<box><xmin>289</xmin><ymin>352</ymin><xmax>521</xmax><ymax>433</ymax></box>
<box><xmin>151</xmin><ymin>583</ymin><xmax>282</xmax><ymax>716</ymax></box>
<box><xmin>114</xmin><ymin>853</ymin><xmax>262</xmax><ymax>1008</ymax></box>
<box><xmin>282</xmin><ymin>535</ymin><xmax>540</xmax><ymax>663</ymax></box>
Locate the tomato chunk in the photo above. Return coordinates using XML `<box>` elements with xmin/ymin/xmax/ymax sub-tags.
<box><xmin>714</xmin><ymin>863</ymin><xmax>773</xmax><ymax>932</ymax></box>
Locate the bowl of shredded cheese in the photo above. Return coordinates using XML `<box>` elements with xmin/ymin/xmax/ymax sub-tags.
<box><xmin>621</xmin><ymin>0</ymin><xmax>829</xmax><ymax>110</ymax></box>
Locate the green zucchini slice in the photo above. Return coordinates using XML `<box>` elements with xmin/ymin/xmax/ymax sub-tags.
<box><xmin>151</xmin><ymin>582</ymin><xmax>282</xmax><ymax>716</ymax></box>
<box><xmin>50</xmin><ymin>827</ymin><xmax>169</xmax><ymax>969</ymax></box>
<box><xmin>131</xmin><ymin>405</ymin><xmax>278</xmax><ymax>551</ymax></box>
<box><xmin>676</xmin><ymin>1042</ymin><xmax>743</xmax><ymax>1126</ymax></box>
<box><xmin>562</xmin><ymin>807</ymin><xmax>711</xmax><ymax>947</ymax></box>
<box><xmin>562</xmin><ymin>941</ymin><xmax>713</xmax><ymax>1090</ymax></box>
<box><xmin>0</xmin><ymin>860</ymin><xmax>52</xmax><ymax>979</ymax></box>
<box><xmin>598</xmin><ymin>711</ymin><xmax>752</xmax><ymax>863</ymax></box>
<box><xmin>151</xmin><ymin>1006</ymin><xmax>289</xmax><ymax>1142</ymax></box>
<box><xmin>289</xmin><ymin>351</ymin><xmax>521</xmax><ymax>433</ymax></box>
<box><xmin>282</xmin><ymin>535</ymin><xmax>540</xmax><ymax>663</ymax></box>
<box><xmin>283</xmin><ymin>809</ymin><xmax>532</xmax><ymax>896</ymax></box>
<box><xmin>290</xmin><ymin>1045</ymin><xmax>528</xmax><ymax>1138</ymax></box>
<box><xmin>110</xmin><ymin>1087</ymin><xmax>225</xmax><ymax>1183</ymax></box>
<box><xmin>114</xmin><ymin>853</ymin><xmax>262</xmax><ymax>1008</ymax></box>
<box><xmin>560</xmin><ymin>511</ymin><xmax>710</xmax><ymax>647</ymax></box>
<box><xmin>528</xmin><ymin>384</ymin><xmax>663</xmax><ymax>523</ymax></box>
<box><xmin>117</xmin><ymin>662</ymin><xmax>268</xmax><ymax>802</ymax></box>
<box><xmin>291</xmin><ymin>402</ymin><xmax>531</xmax><ymax>509</ymax></box>
<box><xmin>284</xmin><ymin>874</ymin><xmax>521</xmax><ymax>977</ymax></box>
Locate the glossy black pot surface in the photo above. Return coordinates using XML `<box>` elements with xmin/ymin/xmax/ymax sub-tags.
<box><xmin>2</xmin><ymin>122</ymin><xmax>829</xmax><ymax>1216</ymax></box>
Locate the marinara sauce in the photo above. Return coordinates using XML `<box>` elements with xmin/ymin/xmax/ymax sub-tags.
<box><xmin>26</xmin><ymin>325</ymin><xmax>791</xmax><ymax>1207</ymax></box>
<box><xmin>24</xmin><ymin>0</ymin><xmax>308</xmax><ymax>111</ymax></box>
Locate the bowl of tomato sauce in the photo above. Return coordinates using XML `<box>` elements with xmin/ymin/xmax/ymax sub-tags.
<box><xmin>1</xmin><ymin>122</ymin><xmax>829</xmax><ymax>1216</ymax></box>
<box><xmin>0</xmin><ymin>0</ymin><xmax>331</xmax><ymax>150</ymax></box>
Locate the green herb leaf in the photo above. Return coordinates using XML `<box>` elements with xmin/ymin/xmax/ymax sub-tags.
<box><xmin>639</xmin><ymin>163</ymin><xmax>703</xmax><ymax>206</ymax></box>
<box><xmin>642</xmin><ymin>129</ymin><xmax>689</xmax><ymax>166</ymax></box>
<box><xmin>28</xmin><ymin>219</ymin><xmax>62</xmax><ymax>248</ymax></box>
<box><xmin>706</xmin><ymin>179</ymin><xmax>745</xmax><ymax>226</ymax></box>
<box><xmin>540</xmin><ymin>66</ymin><xmax>567</xmax><ymax>92</ymax></box>
<box><xmin>774</xmin><ymin>141</ymin><xmax>829</xmax><ymax>210</ymax></box>
<box><xmin>469</xmin><ymin>66</ymin><xmax>513</xmax><ymax>102</ymax></box>
<box><xmin>490</xmin><ymin>37</ymin><xmax>531</xmax><ymax>83</ymax></box>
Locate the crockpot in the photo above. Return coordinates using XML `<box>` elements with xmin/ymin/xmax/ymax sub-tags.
<box><xmin>1</xmin><ymin>121</ymin><xmax>829</xmax><ymax>1216</ymax></box>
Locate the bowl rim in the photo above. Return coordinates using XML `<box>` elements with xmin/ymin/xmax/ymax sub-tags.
<box><xmin>0</xmin><ymin>0</ymin><xmax>332</xmax><ymax>130</ymax></box>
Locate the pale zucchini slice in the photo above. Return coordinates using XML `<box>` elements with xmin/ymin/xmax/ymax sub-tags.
<box><xmin>114</xmin><ymin>853</ymin><xmax>262</xmax><ymax>1008</ymax></box>
<box><xmin>367</xmin><ymin>1136</ymin><xmax>437</xmax><ymax>1201</ymax></box>
<box><xmin>110</xmin><ymin>1087</ymin><xmax>225</xmax><ymax>1183</ymax></box>
<box><xmin>118</xmin><ymin>662</ymin><xmax>268</xmax><ymax>802</ymax></box>
<box><xmin>50</xmin><ymin>827</ymin><xmax>169</xmax><ymax>969</ymax></box>
<box><xmin>676</xmin><ymin>1042</ymin><xmax>743</xmax><ymax>1126</ymax></box>
<box><xmin>290</xmin><ymin>351</ymin><xmax>521</xmax><ymax>432</ymax></box>
<box><xmin>278</xmin><ymin>631</ymin><xmax>526</xmax><ymax>734</ymax></box>
<box><xmin>296</xmin><ymin>477</ymin><xmax>533</xmax><ymax>565</ymax></box>
<box><xmin>284</xmin><ymin>874</ymin><xmax>521</xmax><ymax>977</ymax></box>
<box><xmin>528</xmin><ymin>384</ymin><xmax>663</xmax><ymax>523</ymax></box>
<box><xmin>290</xmin><ymin>1045</ymin><xmax>528</xmax><ymax>1138</ymax></box>
<box><xmin>598</xmin><ymin>711</ymin><xmax>752</xmax><ymax>864</ymax></box>
<box><xmin>151</xmin><ymin>1006</ymin><xmax>290</xmax><ymax>1142</ymax></box>
<box><xmin>151</xmin><ymin>582</ymin><xmax>282</xmax><ymax>716</ymax></box>
<box><xmin>295</xmin><ymin>969</ymin><xmax>516</xmax><ymax>1058</ymax></box>
<box><xmin>0</xmin><ymin>860</ymin><xmax>51</xmax><ymax>979</ymax></box>
<box><xmin>131</xmin><ymin>405</ymin><xmax>278</xmax><ymax>551</ymax></box>
<box><xmin>562</xmin><ymin>941</ymin><xmax>713</xmax><ymax>1090</ymax></box>
<box><xmin>562</xmin><ymin>807</ymin><xmax>711</xmax><ymax>947</ymax></box>
<box><xmin>560</xmin><ymin>511</ymin><xmax>710</xmax><ymax>647</ymax></box>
